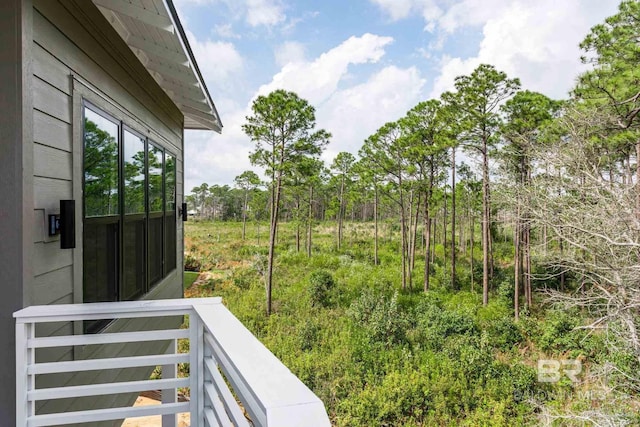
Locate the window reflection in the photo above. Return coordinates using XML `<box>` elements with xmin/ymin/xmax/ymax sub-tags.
<box><xmin>165</xmin><ymin>153</ymin><xmax>176</xmax><ymax>273</ymax></box>
<box><xmin>165</xmin><ymin>154</ymin><xmax>176</xmax><ymax>212</ymax></box>
<box><xmin>149</xmin><ymin>144</ymin><xmax>163</xmax><ymax>212</ymax></box>
<box><xmin>84</xmin><ymin>109</ymin><xmax>119</xmax><ymax>217</ymax></box>
<box><xmin>124</xmin><ymin>131</ymin><xmax>146</xmax><ymax>214</ymax></box>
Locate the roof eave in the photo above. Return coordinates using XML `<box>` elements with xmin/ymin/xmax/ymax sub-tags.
<box><xmin>164</xmin><ymin>0</ymin><xmax>223</xmax><ymax>133</ymax></box>
<box><xmin>93</xmin><ymin>0</ymin><xmax>222</xmax><ymax>133</ymax></box>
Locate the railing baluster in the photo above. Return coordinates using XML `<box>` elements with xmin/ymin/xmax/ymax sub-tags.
<box><xmin>15</xmin><ymin>321</ymin><xmax>31</xmax><ymax>425</ymax></box>
<box><xmin>162</xmin><ymin>338</ymin><xmax>178</xmax><ymax>427</ymax></box>
<box><xmin>189</xmin><ymin>310</ymin><xmax>204</xmax><ymax>425</ymax></box>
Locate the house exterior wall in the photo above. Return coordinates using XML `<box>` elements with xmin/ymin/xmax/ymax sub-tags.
<box><xmin>0</xmin><ymin>0</ymin><xmax>33</xmax><ymax>423</ymax></box>
<box><xmin>5</xmin><ymin>0</ymin><xmax>188</xmax><ymax>424</ymax></box>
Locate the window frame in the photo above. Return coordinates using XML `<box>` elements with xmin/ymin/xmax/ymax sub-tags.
<box><xmin>122</xmin><ymin>125</ymin><xmax>149</xmax><ymax>301</ymax></box>
<box><xmin>81</xmin><ymin>100</ymin><xmax>179</xmax><ymax>314</ymax></box>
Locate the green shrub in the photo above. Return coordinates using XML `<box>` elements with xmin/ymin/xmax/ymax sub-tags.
<box><xmin>496</xmin><ymin>280</ymin><xmax>514</xmax><ymax>306</ymax></box>
<box><xmin>414</xmin><ymin>300</ymin><xmax>479</xmax><ymax>347</ymax></box>
<box><xmin>338</xmin><ymin>368</ymin><xmax>433</xmax><ymax>425</ymax></box>
<box><xmin>299</xmin><ymin>319</ymin><xmax>320</xmax><ymax>351</ymax></box>
<box><xmin>237</xmin><ymin>245</ymin><xmax>268</xmax><ymax>256</ymax></box>
<box><xmin>537</xmin><ymin>309</ymin><xmax>581</xmax><ymax>352</ymax></box>
<box><xmin>251</xmin><ymin>253</ymin><xmax>268</xmax><ymax>277</ymax></box>
<box><xmin>486</xmin><ymin>316</ymin><xmax>523</xmax><ymax>350</ymax></box>
<box><xmin>348</xmin><ymin>290</ymin><xmax>409</xmax><ymax>346</ymax></box>
<box><xmin>184</xmin><ymin>253</ymin><xmax>202</xmax><ymax>271</ymax></box>
<box><xmin>308</xmin><ymin>270</ymin><xmax>335</xmax><ymax>307</ymax></box>
<box><xmin>231</xmin><ymin>267</ymin><xmax>255</xmax><ymax>289</ymax></box>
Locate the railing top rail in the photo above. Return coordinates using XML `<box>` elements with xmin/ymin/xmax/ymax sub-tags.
<box><xmin>194</xmin><ymin>303</ymin><xmax>331</xmax><ymax>426</ymax></box>
<box><xmin>14</xmin><ymin>297</ymin><xmax>222</xmax><ymax>323</ymax></box>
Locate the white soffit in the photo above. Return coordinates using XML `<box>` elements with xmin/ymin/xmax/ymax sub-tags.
<box><xmin>93</xmin><ymin>0</ymin><xmax>222</xmax><ymax>132</ymax></box>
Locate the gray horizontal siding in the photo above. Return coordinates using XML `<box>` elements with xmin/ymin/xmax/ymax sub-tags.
<box><xmin>34</xmin><ymin>144</ymin><xmax>72</xmax><ymax>180</ymax></box>
<box><xmin>33</xmin><ymin>110</ymin><xmax>71</xmax><ymax>152</ymax></box>
<box><xmin>32</xmin><ymin>265</ymin><xmax>74</xmax><ymax>305</ymax></box>
<box><xmin>33</xmin><ymin>76</ymin><xmax>71</xmax><ymax>124</ymax></box>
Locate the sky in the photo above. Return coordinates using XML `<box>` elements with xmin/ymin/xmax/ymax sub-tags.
<box><xmin>174</xmin><ymin>0</ymin><xmax>620</xmax><ymax>192</ymax></box>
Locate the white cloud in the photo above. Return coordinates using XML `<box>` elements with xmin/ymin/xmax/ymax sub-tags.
<box><xmin>280</xmin><ymin>10</ymin><xmax>320</xmax><ymax>34</ymax></box>
<box><xmin>174</xmin><ymin>0</ymin><xmax>210</xmax><ymax>5</ymax></box>
<box><xmin>257</xmin><ymin>33</ymin><xmax>394</xmax><ymax>105</ymax></box>
<box><xmin>437</xmin><ymin>0</ymin><xmax>506</xmax><ymax>33</ymax></box>
<box><xmin>245</xmin><ymin>0</ymin><xmax>286</xmax><ymax>27</ymax></box>
<box><xmin>186</xmin><ymin>31</ymin><xmax>243</xmax><ymax>79</ymax></box>
<box><xmin>427</xmin><ymin>0</ymin><xmax>619</xmax><ymax>100</ymax></box>
<box><xmin>214</xmin><ymin>23</ymin><xmax>240</xmax><ymax>39</ymax></box>
<box><xmin>318</xmin><ymin>65</ymin><xmax>426</xmax><ymax>159</ymax></box>
<box><xmin>369</xmin><ymin>0</ymin><xmax>416</xmax><ymax>21</ymax></box>
<box><xmin>176</xmin><ymin>0</ymin><xmax>285</xmax><ymax>28</ymax></box>
<box><xmin>369</xmin><ymin>0</ymin><xmax>442</xmax><ymax>29</ymax></box>
<box><xmin>274</xmin><ymin>41</ymin><xmax>306</xmax><ymax>67</ymax></box>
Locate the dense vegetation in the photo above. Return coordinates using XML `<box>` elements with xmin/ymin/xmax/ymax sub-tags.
<box><xmin>184</xmin><ymin>2</ymin><xmax>640</xmax><ymax>425</ymax></box>
<box><xmin>184</xmin><ymin>221</ymin><xmax>637</xmax><ymax>426</ymax></box>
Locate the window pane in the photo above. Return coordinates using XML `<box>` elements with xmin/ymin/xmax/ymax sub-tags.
<box><xmin>165</xmin><ymin>154</ymin><xmax>175</xmax><ymax>211</ymax></box>
<box><xmin>123</xmin><ymin>218</ymin><xmax>146</xmax><ymax>300</ymax></box>
<box><xmin>148</xmin><ymin>143</ymin><xmax>164</xmax><ymax>285</ymax></box>
<box><xmin>124</xmin><ymin>131</ymin><xmax>146</xmax><ymax>214</ymax></box>
<box><xmin>149</xmin><ymin>215</ymin><xmax>163</xmax><ymax>285</ymax></box>
<box><xmin>84</xmin><ymin>108</ymin><xmax>119</xmax><ymax>217</ymax></box>
<box><xmin>149</xmin><ymin>144</ymin><xmax>163</xmax><ymax>213</ymax></box>
<box><xmin>165</xmin><ymin>215</ymin><xmax>176</xmax><ymax>273</ymax></box>
<box><xmin>165</xmin><ymin>153</ymin><xmax>176</xmax><ymax>273</ymax></box>
<box><xmin>83</xmin><ymin>220</ymin><xmax>119</xmax><ymax>303</ymax></box>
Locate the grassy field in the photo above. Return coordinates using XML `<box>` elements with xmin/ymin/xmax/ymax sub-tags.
<box><xmin>183</xmin><ymin>220</ymin><xmax>638</xmax><ymax>426</ymax></box>
<box><xmin>183</xmin><ymin>271</ymin><xmax>200</xmax><ymax>290</ymax></box>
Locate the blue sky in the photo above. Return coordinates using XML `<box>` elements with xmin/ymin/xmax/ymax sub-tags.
<box><xmin>174</xmin><ymin>0</ymin><xmax>619</xmax><ymax>191</ymax></box>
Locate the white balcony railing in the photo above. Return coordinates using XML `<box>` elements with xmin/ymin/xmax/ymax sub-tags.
<box><xmin>15</xmin><ymin>297</ymin><xmax>331</xmax><ymax>427</ymax></box>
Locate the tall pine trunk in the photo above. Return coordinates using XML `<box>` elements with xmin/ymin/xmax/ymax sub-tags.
<box><xmin>399</xmin><ymin>168</ymin><xmax>408</xmax><ymax>290</ymax></box>
<box><xmin>424</xmin><ymin>192</ymin><xmax>432</xmax><ymax>292</ymax></box>
<box><xmin>338</xmin><ymin>175</ymin><xmax>345</xmax><ymax>249</ymax></box>
<box><xmin>295</xmin><ymin>197</ymin><xmax>300</xmax><ymax>252</ymax></box>
<box><xmin>482</xmin><ymin>139</ymin><xmax>490</xmax><ymax>306</ymax></box>
<box><xmin>525</xmin><ymin>166</ymin><xmax>533</xmax><ymax>310</ymax></box>
<box><xmin>242</xmin><ymin>191</ymin><xmax>248</xmax><ymax>240</ymax></box>
<box><xmin>266</xmin><ymin>171</ymin><xmax>283</xmax><ymax>316</ymax></box>
<box><xmin>514</xmin><ymin>204</ymin><xmax>521</xmax><ymax>321</ymax></box>
<box><xmin>307</xmin><ymin>185</ymin><xmax>313</xmax><ymax>257</ymax></box>
<box><xmin>411</xmin><ymin>193</ymin><xmax>420</xmax><ymax>272</ymax></box>
<box><xmin>431</xmin><ymin>217</ymin><xmax>437</xmax><ymax>264</ymax></box>
<box><xmin>374</xmin><ymin>186</ymin><xmax>379</xmax><ymax>265</ymax></box>
<box><xmin>470</xmin><ymin>207</ymin><xmax>475</xmax><ymax>292</ymax></box>
<box><xmin>451</xmin><ymin>147</ymin><xmax>457</xmax><ymax>290</ymax></box>
<box><xmin>636</xmin><ymin>141</ymin><xmax>640</xmax><ymax>219</ymax></box>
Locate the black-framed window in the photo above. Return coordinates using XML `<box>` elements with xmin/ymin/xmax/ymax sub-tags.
<box><xmin>83</xmin><ymin>107</ymin><xmax>120</xmax><ymax>307</ymax></box>
<box><xmin>82</xmin><ymin>102</ymin><xmax>177</xmax><ymax>325</ymax></box>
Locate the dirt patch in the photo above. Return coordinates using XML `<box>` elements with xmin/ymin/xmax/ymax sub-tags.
<box><xmin>184</xmin><ymin>271</ymin><xmax>219</xmax><ymax>298</ymax></box>
<box><xmin>121</xmin><ymin>396</ymin><xmax>190</xmax><ymax>427</ymax></box>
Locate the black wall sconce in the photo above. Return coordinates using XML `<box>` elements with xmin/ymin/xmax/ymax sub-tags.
<box><xmin>48</xmin><ymin>200</ymin><xmax>76</xmax><ymax>249</ymax></box>
<box><xmin>181</xmin><ymin>202</ymin><xmax>188</xmax><ymax>222</ymax></box>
